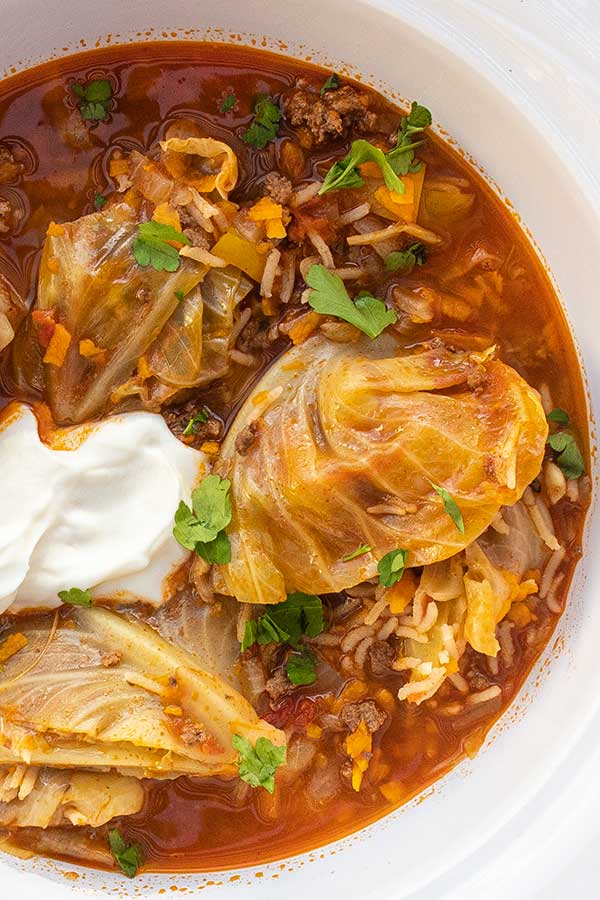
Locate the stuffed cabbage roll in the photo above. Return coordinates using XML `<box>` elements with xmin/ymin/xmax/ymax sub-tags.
<box><xmin>0</xmin><ymin>606</ymin><xmax>284</xmax><ymax>777</ymax></box>
<box><xmin>10</xmin><ymin>127</ymin><xmax>252</xmax><ymax>425</ymax></box>
<box><xmin>215</xmin><ymin>336</ymin><xmax>548</xmax><ymax>604</ymax></box>
<box><xmin>0</xmin><ymin>767</ymin><xmax>144</xmax><ymax>828</ymax></box>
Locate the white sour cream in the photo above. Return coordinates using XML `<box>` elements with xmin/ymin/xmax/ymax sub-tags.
<box><xmin>0</xmin><ymin>404</ymin><xmax>207</xmax><ymax>613</ymax></box>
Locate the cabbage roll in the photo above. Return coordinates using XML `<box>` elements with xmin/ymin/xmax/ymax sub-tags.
<box><xmin>216</xmin><ymin>336</ymin><xmax>548</xmax><ymax>604</ymax></box>
<box><xmin>0</xmin><ymin>766</ymin><xmax>144</xmax><ymax>828</ymax></box>
<box><xmin>0</xmin><ymin>606</ymin><xmax>284</xmax><ymax>777</ymax></box>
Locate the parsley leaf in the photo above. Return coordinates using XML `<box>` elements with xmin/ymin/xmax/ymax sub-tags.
<box><xmin>242</xmin><ymin>592</ymin><xmax>324</xmax><ymax>651</ymax></box>
<box><xmin>73</xmin><ymin>79</ymin><xmax>113</xmax><ymax>122</ymax></box>
<box><xmin>430</xmin><ymin>482</ymin><xmax>465</xmax><ymax>533</ymax></box>
<box><xmin>319</xmin><ymin>139</ymin><xmax>407</xmax><ymax>195</ymax></box>
<box><xmin>58</xmin><ymin>587</ymin><xmax>92</xmax><ymax>607</ymax></box>
<box><xmin>307</xmin><ymin>264</ymin><xmax>396</xmax><ymax>339</ymax></box>
<box><xmin>133</xmin><ymin>220</ymin><xmax>190</xmax><ymax>273</ymax></box>
<box><xmin>387</xmin><ymin>101</ymin><xmax>432</xmax><ymax>176</ymax></box>
<box><xmin>343</xmin><ymin>543</ymin><xmax>372</xmax><ymax>561</ymax></box>
<box><xmin>195</xmin><ymin>529</ymin><xmax>231</xmax><ymax>565</ymax></box>
<box><xmin>175</xmin><ymin>289</ymin><xmax>185</xmax><ymax>303</ymax></box>
<box><xmin>384</xmin><ymin>242</ymin><xmax>427</xmax><ymax>274</ymax></box>
<box><xmin>94</xmin><ymin>192</ymin><xmax>107</xmax><ymax>210</ymax></box>
<box><xmin>286</xmin><ymin>646</ymin><xmax>317</xmax><ymax>685</ymax></box>
<box><xmin>547</xmin><ymin>407</ymin><xmax>570</xmax><ymax>426</ymax></box>
<box><xmin>182</xmin><ymin>410</ymin><xmax>209</xmax><ymax>436</ymax></box>
<box><xmin>547</xmin><ymin>432</ymin><xmax>585</xmax><ymax>479</ymax></box>
<box><xmin>320</xmin><ymin>73</ymin><xmax>340</xmax><ymax>95</ymax></box>
<box><xmin>173</xmin><ymin>474</ymin><xmax>232</xmax><ymax>562</ymax></box>
<box><xmin>232</xmin><ymin>734</ymin><xmax>286</xmax><ymax>793</ymax></box>
<box><xmin>242</xmin><ymin>95</ymin><xmax>281</xmax><ymax>149</ymax></box>
<box><xmin>220</xmin><ymin>93</ymin><xmax>237</xmax><ymax>113</ymax></box>
<box><xmin>377</xmin><ymin>549</ymin><xmax>408</xmax><ymax>587</ymax></box>
<box><xmin>108</xmin><ymin>829</ymin><xmax>142</xmax><ymax>878</ymax></box>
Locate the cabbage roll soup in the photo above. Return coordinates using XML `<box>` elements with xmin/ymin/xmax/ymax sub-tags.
<box><xmin>0</xmin><ymin>42</ymin><xmax>590</xmax><ymax>874</ymax></box>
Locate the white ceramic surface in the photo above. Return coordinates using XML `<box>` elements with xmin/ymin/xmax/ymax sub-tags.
<box><xmin>0</xmin><ymin>1</ymin><xmax>598</xmax><ymax>897</ymax></box>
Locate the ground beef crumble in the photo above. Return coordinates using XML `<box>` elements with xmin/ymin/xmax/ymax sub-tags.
<box><xmin>262</xmin><ymin>172</ymin><xmax>293</xmax><ymax>204</ymax></box>
<box><xmin>367</xmin><ymin>640</ymin><xmax>395</xmax><ymax>678</ymax></box>
<box><xmin>341</xmin><ymin>699</ymin><xmax>387</xmax><ymax>733</ymax></box>
<box><xmin>284</xmin><ymin>79</ymin><xmax>378</xmax><ymax>146</ymax></box>
<box><xmin>234</xmin><ymin>420</ymin><xmax>260</xmax><ymax>456</ymax></box>
<box><xmin>180</xmin><ymin>721</ymin><xmax>208</xmax><ymax>745</ymax></box>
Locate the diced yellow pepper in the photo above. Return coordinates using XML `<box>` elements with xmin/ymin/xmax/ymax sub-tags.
<box><xmin>43</xmin><ymin>323</ymin><xmax>71</xmax><ymax>367</ymax></box>
<box><xmin>374</xmin><ymin>165</ymin><xmax>426</xmax><ymax>223</ymax></box>
<box><xmin>211</xmin><ymin>229</ymin><xmax>266</xmax><ymax>282</ymax></box>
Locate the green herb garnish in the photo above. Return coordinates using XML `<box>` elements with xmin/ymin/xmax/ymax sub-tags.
<box><xmin>384</xmin><ymin>242</ymin><xmax>427</xmax><ymax>274</ymax></box>
<box><xmin>242</xmin><ymin>95</ymin><xmax>281</xmax><ymax>149</ymax></box>
<box><xmin>72</xmin><ymin>79</ymin><xmax>113</xmax><ymax>122</ymax></box>
<box><xmin>220</xmin><ymin>93</ymin><xmax>237</xmax><ymax>113</ymax></box>
<box><xmin>319</xmin><ymin>139</ymin><xmax>406</xmax><ymax>195</ymax></box>
<box><xmin>174</xmin><ymin>289</ymin><xmax>185</xmax><ymax>302</ymax></box>
<box><xmin>386</xmin><ymin>101</ymin><xmax>432</xmax><ymax>176</ymax></box>
<box><xmin>430</xmin><ymin>482</ymin><xmax>465</xmax><ymax>533</ymax></box>
<box><xmin>242</xmin><ymin>592</ymin><xmax>324</xmax><ymax>652</ymax></box>
<box><xmin>108</xmin><ymin>829</ymin><xmax>142</xmax><ymax>878</ymax></box>
<box><xmin>94</xmin><ymin>192</ymin><xmax>107</xmax><ymax>210</ymax></box>
<box><xmin>320</xmin><ymin>73</ymin><xmax>340</xmax><ymax>96</ymax></box>
<box><xmin>547</xmin><ymin>407</ymin><xmax>569</xmax><ymax>426</ymax></box>
<box><xmin>319</xmin><ymin>101</ymin><xmax>431</xmax><ymax>195</ymax></box>
<box><xmin>547</xmin><ymin>432</ymin><xmax>585</xmax><ymax>480</ymax></box>
<box><xmin>285</xmin><ymin>646</ymin><xmax>317</xmax><ymax>686</ymax></box>
<box><xmin>173</xmin><ymin>474</ymin><xmax>232</xmax><ymax>563</ymax></box>
<box><xmin>133</xmin><ymin>220</ymin><xmax>190</xmax><ymax>273</ymax></box>
<box><xmin>307</xmin><ymin>264</ymin><xmax>396</xmax><ymax>339</ymax></box>
<box><xmin>232</xmin><ymin>734</ymin><xmax>286</xmax><ymax>793</ymax></box>
<box><xmin>57</xmin><ymin>587</ymin><xmax>92</xmax><ymax>607</ymax></box>
<box><xmin>343</xmin><ymin>543</ymin><xmax>372</xmax><ymax>561</ymax></box>
<box><xmin>182</xmin><ymin>410</ymin><xmax>208</xmax><ymax>436</ymax></box>
<box><xmin>377</xmin><ymin>549</ymin><xmax>408</xmax><ymax>587</ymax></box>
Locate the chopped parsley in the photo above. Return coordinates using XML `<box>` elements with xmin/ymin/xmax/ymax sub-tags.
<box><xmin>72</xmin><ymin>79</ymin><xmax>113</xmax><ymax>122</ymax></box>
<box><xmin>108</xmin><ymin>828</ymin><xmax>143</xmax><ymax>878</ymax></box>
<box><xmin>377</xmin><ymin>549</ymin><xmax>408</xmax><ymax>587</ymax></box>
<box><xmin>173</xmin><ymin>474</ymin><xmax>232</xmax><ymax>564</ymax></box>
<box><xmin>320</xmin><ymin>73</ymin><xmax>340</xmax><ymax>96</ymax></box>
<box><xmin>241</xmin><ymin>592</ymin><xmax>324</xmax><ymax>652</ymax></box>
<box><xmin>343</xmin><ymin>543</ymin><xmax>372</xmax><ymax>561</ymax></box>
<box><xmin>384</xmin><ymin>242</ymin><xmax>427</xmax><ymax>274</ymax></box>
<box><xmin>133</xmin><ymin>220</ymin><xmax>190</xmax><ymax>273</ymax></box>
<box><xmin>182</xmin><ymin>410</ymin><xmax>209</xmax><ymax>436</ymax></box>
<box><xmin>285</xmin><ymin>645</ymin><xmax>318</xmax><ymax>685</ymax></box>
<box><xmin>547</xmin><ymin>407</ymin><xmax>569</xmax><ymax>426</ymax></box>
<box><xmin>307</xmin><ymin>264</ymin><xmax>396</xmax><ymax>339</ymax></box>
<box><xmin>220</xmin><ymin>92</ymin><xmax>237</xmax><ymax>113</ymax></box>
<box><xmin>386</xmin><ymin>101</ymin><xmax>432</xmax><ymax>176</ymax></box>
<box><xmin>94</xmin><ymin>192</ymin><xmax>107</xmax><ymax>210</ymax></box>
<box><xmin>430</xmin><ymin>482</ymin><xmax>465</xmax><ymax>533</ymax></box>
<box><xmin>232</xmin><ymin>734</ymin><xmax>286</xmax><ymax>793</ymax></box>
<box><xmin>57</xmin><ymin>587</ymin><xmax>92</xmax><ymax>607</ymax></box>
<box><xmin>319</xmin><ymin>101</ymin><xmax>431</xmax><ymax>193</ymax></box>
<box><xmin>547</xmin><ymin>432</ymin><xmax>585</xmax><ymax>480</ymax></box>
<box><xmin>242</xmin><ymin>95</ymin><xmax>281</xmax><ymax>149</ymax></box>
<box><xmin>174</xmin><ymin>289</ymin><xmax>185</xmax><ymax>303</ymax></box>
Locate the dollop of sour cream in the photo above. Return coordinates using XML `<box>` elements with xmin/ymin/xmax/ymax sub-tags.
<box><xmin>0</xmin><ymin>404</ymin><xmax>206</xmax><ymax>614</ymax></box>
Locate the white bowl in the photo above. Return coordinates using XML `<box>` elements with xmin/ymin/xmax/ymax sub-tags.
<box><xmin>1</xmin><ymin>1</ymin><xmax>598</xmax><ymax>898</ymax></box>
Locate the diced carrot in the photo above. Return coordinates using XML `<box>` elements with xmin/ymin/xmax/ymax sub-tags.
<box><xmin>265</xmin><ymin>218</ymin><xmax>287</xmax><ymax>239</ymax></box>
<box><xmin>0</xmin><ymin>632</ymin><xmax>28</xmax><ymax>664</ymax></box>
<box><xmin>374</xmin><ymin>165</ymin><xmax>427</xmax><ymax>223</ymax></box>
<box><xmin>379</xmin><ymin>780</ymin><xmax>405</xmax><ymax>803</ymax></box>
<box><xmin>387</xmin><ymin>571</ymin><xmax>417</xmax><ymax>614</ymax></box>
<box><xmin>152</xmin><ymin>202</ymin><xmax>181</xmax><ymax>231</ymax></box>
<box><xmin>79</xmin><ymin>338</ymin><xmax>105</xmax><ymax>358</ymax></box>
<box><xmin>164</xmin><ymin>705</ymin><xmax>183</xmax><ymax>717</ymax></box>
<box><xmin>137</xmin><ymin>356</ymin><xmax>151</xmax><ymax>380</ymax></box>
<box><xmin>358</xmin><ymin>161</ymin><xmax>382</xmax><ymax>178</ymax></box>
<box><xmin>43</xmin><ymin>323</ymin><xmax>71</xmax><ymax>367</ymax></box>
<box><xmin>306</xmin><ymin>723</ymin><xmax>322</xmax><ymax>740</ymax></box>
<box><xmin>249</xmin><ymin>197</ymin><xmax>284</xmax><ymax>221</ymax></box>
<box><xmin>31</xmin><ymin>309</ymin><xmax>56</xmax><ymax>348</ymax></box>
<box><xmin>200</xmin><ymin>441</ymin><xmax>220</xmax><ymax>455</ymax></box>
<box><xmin>46</xmin><ymin>221</ymin><xmax>65</xmax><ymax>237</ymax></box>
<box><xmin>287</xmin><ymin>311</ymin><xmax>323</xmax><ymax>345</ymax></box>
<box><xmin>109</xmin><ymin>158</ymin><xmax>129</xmax><ymax>177</ymax></box>
<box><xmin>507</xmin><ymin>602</ymin><xmax>535</xmax><ymax>627</ymax></box>
<box><xmin>46</xmin><ymin>255</ymin><xmax>60</xmax><ymax>274</ymax></box>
